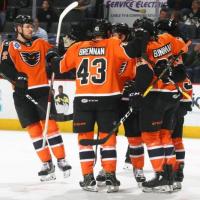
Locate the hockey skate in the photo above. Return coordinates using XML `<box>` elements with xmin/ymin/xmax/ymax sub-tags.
<box><xmin>105</xmin><ymin>172</ymin><xmax>120</xmax><ymax>193</ymax></box>
<box><xmin>96</xmin><ymin>169</ymin><xmax>106</xmax><ymax>187</ymax></box>
<box><xmin>38</xmin><ymin>160</ymin><xmax>56</xmax><ymax>182</ymax></box>
<box><xmin>57</xmin><ymin>158</ymin><xmax>72</xmax><ymax>178</ymax></box>
<box><xmin>133</xmin><ymin>168</ymin><xmax>146</xmax><ymax>188</ymax></box>
<box><xmin>79</xmin><ymin>173</ymin><xmax>98</xmax><ymax>192</ymax></box>
<box><xmin>173</xmin><ymin>163</ymin><xmax>184</xmax><ymax>191</ymax></box>
<box><xmin>142</xmin><ymin>164</ymin><xmax>174</xmax><ymax>193</ymax></box>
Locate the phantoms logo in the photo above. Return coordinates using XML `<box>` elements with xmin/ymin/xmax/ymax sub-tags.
<box><xmin>105</xmin><ymin>0</ymin><xmax>166</xmax><ymax>13</ymax></box>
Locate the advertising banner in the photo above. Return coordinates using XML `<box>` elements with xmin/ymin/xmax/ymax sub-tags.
<box><xmin>0</xmin><ymin>79</ymin><xmax>200</xmax><ymax>131</ymax></box>
<box><xmin>0</xmin><ymin>79</ymin><xmax>76</xmax><ymax>120</ymax></box>
<box><xmin>104</xmin><ymin>0</ymin><xmax>167</xmax><ymax>26</ymax></box>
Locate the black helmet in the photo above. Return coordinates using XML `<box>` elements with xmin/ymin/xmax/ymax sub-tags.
<box><xmin>92</xmin><ymin>19</ymin><xmax>112</xmax><ymax>38</ymax></box>
<box><xmin>155</xmin><ymin>19</ymin><xmax>179</xmax><ymax>36</ymax></box>
<box><xmin>133</xmin><ymin>17</ymin><xmax>155</xmax><ymax>36</ymax></box>
<box><xmin>112</xmin><ymin>23</ymin><xmax>130</xmax><ymax>35</ymax></box>
<box><xmin>14</xmin><ymin>15</ymin><xmax>33</xmax><ymax>28</ymax></box>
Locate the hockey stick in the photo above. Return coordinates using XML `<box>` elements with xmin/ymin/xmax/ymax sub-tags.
<box><xmin>79</xmin><ymin>41</ymin><xmax>191</xmax><ymax>146</ymax></box>
<box><xmin>42</xmin><ymin>1</ymin><xmax>79</xmax><ymax>148</ymax></box>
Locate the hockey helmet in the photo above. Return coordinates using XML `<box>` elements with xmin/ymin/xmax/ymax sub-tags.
<box><xmin>112</xmin><ymin>23</ymin><xmax>130</xmax><ymax>35</ymax></box>
<box><xmin>92</xmin><ymin>19</ymin><xmax>112</xmax><ymax>38</ymax></box>
<box><xmin>14</xmin><ymin>15</ymin><xmax>33</xmax><ymax>28</ymax></box>
<box><xmin>133</xmin><ymin>17</ymin><xmax>155</xmax><ymax>36</ymax></box>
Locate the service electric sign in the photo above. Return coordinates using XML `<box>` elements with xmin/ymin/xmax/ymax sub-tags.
<box><xmin>104</xmin><ymin>0</ymin><xmax>167</xmax><ymax>25</ymax></box>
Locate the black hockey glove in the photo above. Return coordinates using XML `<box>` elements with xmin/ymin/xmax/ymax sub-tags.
<box><xmin>154</xmin><ymin>59</ymin><xmax>171</xmax><ymax>81</ymax></box>
<box><xmin>170</xmin><ymin>64</ymin><xmax>187</xmax><ymax>83</ymax></box>
<box><xmin>177</xmin><ymin>102</ymin><xmax>192</xmax><ymax>118</ymax></box>
<box><xmin>14</xmin><ymin>72</ymin><xmax>28</xmax><ymax>96</ymax></box>
<box><xmin>46</xmin><ymin>49</ymin><xmax>59</xmax><ymax>63</ymax></box>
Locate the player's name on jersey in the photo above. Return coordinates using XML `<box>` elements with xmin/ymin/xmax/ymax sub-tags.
<box><xmin>79</xmin><ymin>47</ymin><xmax>105</xmax><ymax>56</ymax></box>
<box><xmin>153</xmin><ymin>43</ymin><xmax>171</xmax><ymax>58</ymax></box>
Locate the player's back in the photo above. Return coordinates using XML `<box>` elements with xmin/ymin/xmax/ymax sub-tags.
<box><xmin>60</xmin><ymin>37</ymin><xmax>131</xmax><ymax>97</ymax></box>
<box><xmin>147</xmin><ymin>33</ymin><xmax>185</xmax><ymax>92</ymax></box>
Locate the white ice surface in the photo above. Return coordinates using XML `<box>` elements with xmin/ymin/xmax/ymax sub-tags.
<box><xmin>0</xmin><ymin>131</ymin><xmax>199</xmax><ymax>200</ymax></box>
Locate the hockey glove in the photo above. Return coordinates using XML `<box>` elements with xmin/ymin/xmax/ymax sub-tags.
<box><xmin>46</xmin><ymin>49</ymin><xmax>59</xmax><ymax>63</ymax></box>
<box><xmin>14</xmin><ymin>72</ymin><xmax>28</xmax><ymax>96</ymax></box>
<box><xmin>170</xmin><ymin>64</ymin><xmax>187</xmax><ymax>83</ymax></box>
<box><xmin>177</xmin><ymin>102</ymin><xmax>192</xmax><ymax>118</ymax></box>
<box><xmin>154</xmin><ymin>59</ymin><xmax>171</xmax><ymax>81</ymax></box>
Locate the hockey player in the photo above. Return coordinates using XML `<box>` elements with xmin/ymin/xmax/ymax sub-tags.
<box><xmin>128</xmin><ymin>17</ymin><xmax>189</xmax><ymax>192</ymax></box>
<box><xmin>172</xmin><ymin>77</ymin><xmax>192</xmax><ymax>191</ymax></box>
<box><xmin>0</xmin><ymin>15</ymin><xmax>72</xmax><ymax>181</ymax></box>
<box><xmin>155</xmin><ymin>18</ymin><xmax>193</xmax><ymax>191</ymax></box>
<box><xmin>50</xmin><ymin>19</ymin><xmax>148</xmax><ymax>192</ymax></box>
<box><xmin>112</xmin><ymin>22</ymin><xmax>146</xmax><ymax>186</ymax></box>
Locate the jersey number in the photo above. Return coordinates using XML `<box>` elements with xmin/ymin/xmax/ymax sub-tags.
<box><xmin>77</xmin><ymin>58</ymin><xmax>107</xmax><ymax>85</ymax></box>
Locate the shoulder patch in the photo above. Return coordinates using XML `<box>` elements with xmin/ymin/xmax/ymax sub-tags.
<box><xmin>13</xmin><ymin>41</ymin><xmax>21</xmax><ymax>50</ymax></box>
<box><xmin>20</xmin><ymin>52</ymin><xmax>40</xmax><ymax>66</ymax></box>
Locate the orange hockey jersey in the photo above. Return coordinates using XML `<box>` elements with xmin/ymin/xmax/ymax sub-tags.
<box><xmin>60</xmin><ymin>37</ymin><xmax>132</xmax><ymax>97</ymax></box>
<box><xmin>2</xmin><ymin>38</ymin><xmax>52</xmax><ymax>89</ymax></box>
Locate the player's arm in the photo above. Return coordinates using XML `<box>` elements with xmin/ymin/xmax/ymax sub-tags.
<box><xmin>0</xmin><ymin>41</ymin><xmax>18</xmax><ymax>81</ymax></box>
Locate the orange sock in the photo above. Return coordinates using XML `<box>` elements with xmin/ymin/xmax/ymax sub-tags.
<box><xmin>27</xmin><ymin>122</ymin><xmax>51</xmax><ymax>162</ymax></box>
<box><xmin>100</xmin><ymin>132</ymin><xmax>117</xmax><ymax>173</ymax></box>
<box><xmin>42</xmin><ymin>120</ymin><xmax>65</xmax><ymax>160</ymax></box>
<box><xmin>78</xmin><ymin>132</ymin><xmax>95</xmax><ymax>175</ymax></box>
<box><xmin>128</xmin><ymin>137</ymin><xmax>144</xmax><ymax>169</ymax></box>
<box><xmin>142</xmin><ymin>131</ymin><xmax>164</xmax><ymax>172</ymax></box>
<box><xmin>160</xmin><ymin>129</ymin><xmax>176</xmax><ymax>167</ymax></box>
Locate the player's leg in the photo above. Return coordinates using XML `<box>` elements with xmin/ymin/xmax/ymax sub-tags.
<box><xmin>73</xmin><ymin>101</ymin><xmax>97</xmax><ymax>192</ymax></box>
<box><xmin>40</xmin><ymin>94</ymin><xmax>71</xmax><ymax>178</ymax></box>
<box><xmin>13</xmin><ymin>93</ymin><xmax>56</xmax><ymax>181</ymax></box>
<box><xmin>97</xmin><ymin>109</ymin><xmax>120</xmax><ymax>193</ymax></box>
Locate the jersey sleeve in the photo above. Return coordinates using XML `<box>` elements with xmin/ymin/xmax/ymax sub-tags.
<box><xmin>41</xmin><ymin>39</ymin><xmax>54</xmax><ymax>53</ymax></box>
<box><xmin>0</xmin><ymin>41</ymin><xmax>18</xmax><ymax>81</ymax></box>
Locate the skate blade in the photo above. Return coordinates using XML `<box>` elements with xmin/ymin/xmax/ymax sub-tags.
<box><xmin>40</xmin><ymin>173</ymin><xmax>56</xmax><ymax>182</ymax></box>
<box><xmin>143</xmin><ymin>185</ymin><xmax>173</xmax><ymax>193</ymax></box>
<box><xmin>97</xmin><ymin>181</ymin><xmax>106</xmax><ymax>187</ymax></box>
<box><xmin>82</xmin><ymin>186</ymin><xmax>98</xmax><ymax>192</ymax></box>
<box><xmin>107</xmin><ymin>185</ymin><xmax>119</xmax><ymax>193</ymax></box>
<box><xmin>63</xmin><ymin>170</ymin><xmax>71</xmax><ymax>178</ymax></box>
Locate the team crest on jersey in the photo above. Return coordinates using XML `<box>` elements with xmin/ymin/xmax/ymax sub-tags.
<box><xmin>20</xmin><ymin>52</ymin><xmax>40</xmax><ymax>66</ymax></box>
<box><xmin>13</xmin><ymin>41</ymin><xmax>21</xmax><ymax>49</ymax></box>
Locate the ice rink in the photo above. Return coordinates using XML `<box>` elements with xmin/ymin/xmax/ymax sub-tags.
<box><xmin>0</xmin><ymin>130</ymin><xmax>199</xmax><ymax>200</ymax></box>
